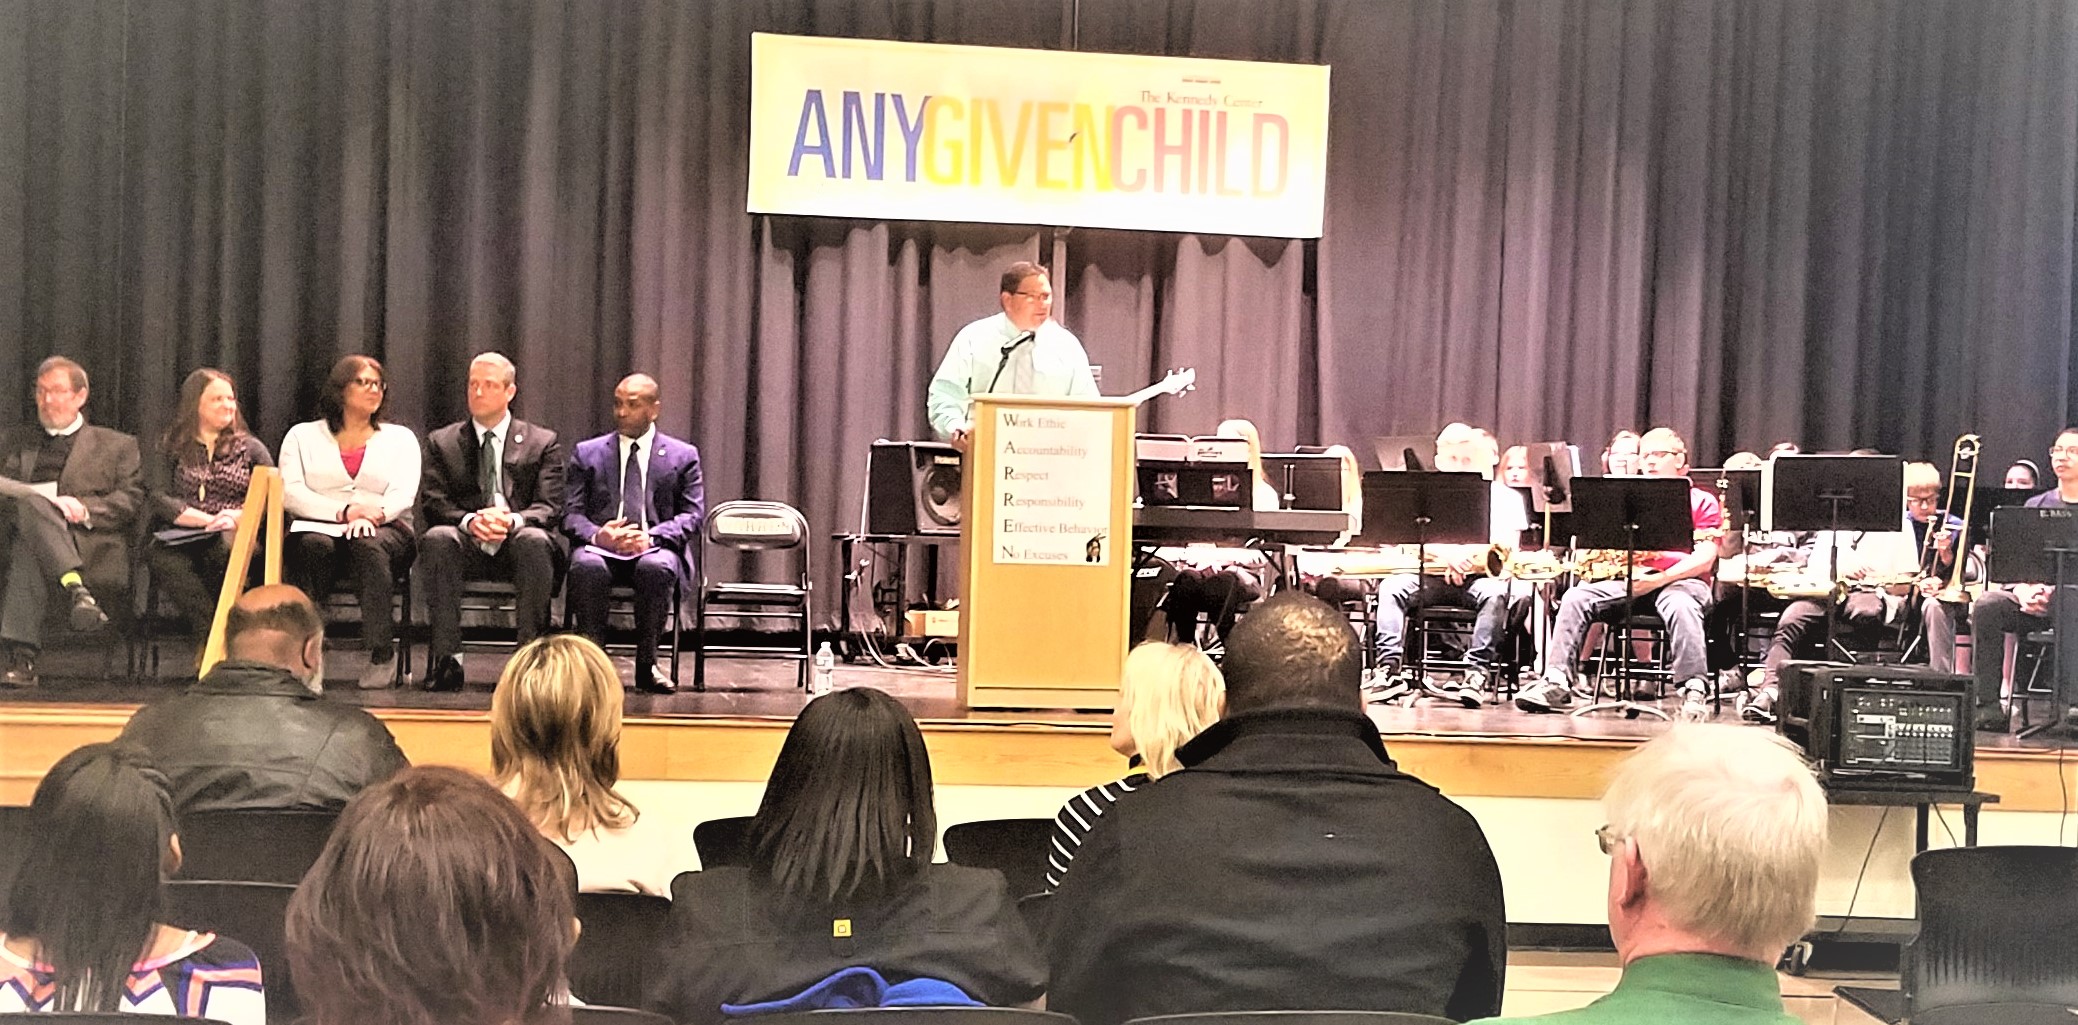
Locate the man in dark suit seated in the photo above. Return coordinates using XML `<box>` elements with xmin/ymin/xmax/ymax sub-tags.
<box><xmin>417</xmin><ymin>352</ymin><xmax>568</xmax><ymax>692</ymax></box>
<box><xmin>1</xmin><ymin>356</ymin><xmax>137</xmax><ymax>687</ymax></box>
<box><xmin>1046</xmin><ymin>591</ymin><xmax>1508</xmax><ymax>1025</ymax></box>
<box><xmin>564</xmin><ymin>373</ymin><xmax>705</xmax><ymax>694</ymax></box>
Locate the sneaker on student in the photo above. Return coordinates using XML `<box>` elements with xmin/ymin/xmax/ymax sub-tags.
<box><xmin>1515</xmin><ymin>674</ymin><xmax>1575</xmax><ymax>714</ymax></box>
<box><xmin>1675</xmin><ymin>679</ymin><xmax>1711</xmax><ymax>723</ymax></box>
<box><xmin>1739</xmin><ymin>686</ymin><xmax>1779</xmax><ymax>724</ymax></box>
<box><xmin>1460</xmin><ymin>667</ymin><xmax>1493</xmax><ymax>708</ymax></box>
<box><xmin>1363</xmin><ymin>664</ymin><xmax>1412</xmax><ymax>704</ymax></box>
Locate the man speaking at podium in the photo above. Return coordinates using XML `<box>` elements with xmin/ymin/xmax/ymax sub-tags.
<box><xmin>927</xmin><ymin>260</ymin><xmax>1098</xmax><ymax>451</ymax></box>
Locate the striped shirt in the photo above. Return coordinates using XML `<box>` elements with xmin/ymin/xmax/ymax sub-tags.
<box><xmin>0</xmin><ymin>930</ymin><xmax>265</xmax><ymax>1024</ymax></box>
<box><xmin>1045</xmin><ymin>773</ymin><xmax>1148</xmax><ymax>891</ymax></box>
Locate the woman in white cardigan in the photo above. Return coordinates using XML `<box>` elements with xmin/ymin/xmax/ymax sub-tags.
<box><xmin>279</xmin><ymin>354</ymin><xmax>420</xmax><ymax>691</ymax></box>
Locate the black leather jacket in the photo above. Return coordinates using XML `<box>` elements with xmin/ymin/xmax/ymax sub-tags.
<box><xmin>117</xmin><ymin>659</ymin><xmax>409</xmax><ymax>814</ymax></box>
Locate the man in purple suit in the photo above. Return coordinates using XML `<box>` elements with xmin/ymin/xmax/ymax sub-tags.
<box><xmin>563</xmin><ymin>373</ymin><xmax>705</xmax><ymax>693</ymax></box>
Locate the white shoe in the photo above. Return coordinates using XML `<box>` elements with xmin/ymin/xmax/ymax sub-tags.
<box><xmin>356</xmin><ymin>657</ymin><xmax>396</xmax><ymax>691</ymax></box>
<box><xmin>1675</xmin><ymin>680</ymin><xmax>1711</xmax><ymax>723</ymax></box>
<box><xmin>1515</xmin><ymin>677</ymin><xmax>1574</xmax><ymax>713</ymax></box>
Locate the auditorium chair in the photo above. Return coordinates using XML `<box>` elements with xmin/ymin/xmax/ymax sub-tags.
<box><xmin>694</xmin><ymin>500</ymin><xmax>813</xmax><ymax>692</ymax></box>
<box><xmin>942</xmin><ymin>818</ymin><xmax>1053</xmax><ymax>898</ymax></box>
<box><xmin>748</xmin><ymin>1009</ymin><xmax>1078</xmax><ymax>1025</ymax></box>
<box><xmin>0</xmin><ymin>805</ymin><xmax>31</xmax><ymax>918</ymax></box>
<box><xmin>571</xmin><ymin>891</ymin><xmax>673</xmax><ymax>1008</ymax></box>
<box><xmin>1123</xmin><ymin>1014</ymin><xmax>1454</xmax><ymax>1025</ymax></box>
<box><xmin>161</xmin><ymin>879</ymin><xmax>298</xmax><ymax>1020</ymax></box>
<box><xmin>174</xmin><ymin>808</ymin><xmax>340</xmax><ymax>884</ymax></box>
<box><xmin>694</xmin><ymin>814</ymin><xmax>754</xmax><ymax>868</ymax></box>
<box><xmin>571</xmin><ymin>1008</ymin><xmax>674</xmax><ymax>1025</ymax></box>
<box><xmin>1899</xmin><ymin>846</ymin><xmax>2078</xmax><ymax>1024</ymax></box>
<box><xmin>1015</xmin><ymin>890</ymin><xmax>1053</xmax><ymax>943</ymax></box>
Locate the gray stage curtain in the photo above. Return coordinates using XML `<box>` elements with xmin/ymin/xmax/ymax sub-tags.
<box><xmin>3</xmin><ymin>0</ymin><xmax>2075</xmax><ymax>620</ymax></box>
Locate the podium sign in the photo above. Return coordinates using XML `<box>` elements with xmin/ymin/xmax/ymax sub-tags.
<box><xmin>989</xmin><ymin>407</ymin><xmax>1117</xmax><ymax>565</ymax></box>
<box><xmin>961</xmin><ymin>394</ymin><xmax>1136</xmax><ymax>709</ymax></box>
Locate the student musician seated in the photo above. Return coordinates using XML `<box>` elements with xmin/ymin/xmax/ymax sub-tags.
<box><xmin>1739</xmin><ymin>461</ymin><xmax>1969</xmax><ymax>723</ymax></box>
<box><xmin>1367</xmin><ymin>423</ymin><xmax>1528</xmax><ymax>706</ymax></box>
<box><xmin>1518</xmin><ymin>428</ymin><xmax>1723</xmax><ymax>721</ymax></box>
<box><xmin>1970</xmin><ymin>428</ymin><xmax>2078</xmax><ymax>732</ymax></box>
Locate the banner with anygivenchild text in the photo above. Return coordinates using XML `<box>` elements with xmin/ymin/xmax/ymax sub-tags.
<box><xmin>748</xmin><ymin>33</ymin><xmax>1331</xmax><ymax>239</ymax></box>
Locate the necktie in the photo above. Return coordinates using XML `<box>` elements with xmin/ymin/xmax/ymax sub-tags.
<box><xmin>478</xmin><ymin>430</ymin><xmax>501</xmax><ymax>503</ymax></box>
<box><xmin>1010</xmin><ymin>338</ymin><xmax>1037</xmax><ymax>393</ymax></box>
<box><xmin>622</xmin><ymin>440</ymin><xmax>645</xmax><ymax>529</ymax></box>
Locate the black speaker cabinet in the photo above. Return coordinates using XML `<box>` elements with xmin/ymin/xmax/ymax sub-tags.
<box><xmin>867</xmin><ymin>441</ymin><xmax>963</xmax><ymax>536</ymax></box>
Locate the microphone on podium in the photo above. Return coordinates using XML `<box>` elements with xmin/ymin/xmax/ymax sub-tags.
<box><xmin>986</xmin><ymin>331</ymin><xmax>1037</xmax><ymax>393</ymax></box>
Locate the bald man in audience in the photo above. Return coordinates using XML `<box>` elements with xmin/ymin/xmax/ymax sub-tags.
<box><xmin>117</xmin><ymin>584</ymin><xmax>408</xmax><ymax>814</ymax></box>
<box><xmin>1047</xmin><ymin>591</ymin><xmax>1506</xmax><ymax>1025</ymax></box>
<box><xmin>1469</xmin><ymin>724</ymin><xmax>1827</xmax><ymax>1024</ymax></box>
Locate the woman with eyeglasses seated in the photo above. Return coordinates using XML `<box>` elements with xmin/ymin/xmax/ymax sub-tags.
<box><xmin>287</xmin><ymin>765</ymin><xmax>577</xmax><ymax>1025</ymax></box>
<box><xmin>0</xmin><ymin>743</ymin><xmax>265</xmax><ymax>1022</ymax></box>
<box><xmin>493</xmin><ymin>633</ymin><xmax>677</xmax><ymax>895</ymax></box>
<box><xmin>146</xmin><ymin>368</ymin><xmax>275</xmax><ymax>643</ymax></box>
<box><xmin>279</xmin><ymin>354</ymin><xmax>420</xmax><ymax>691</ymax></box>
<box><xmin>646</xmin><ymin>688</ymin><xmax>1045</xmax><ymax>1025</ymax></box>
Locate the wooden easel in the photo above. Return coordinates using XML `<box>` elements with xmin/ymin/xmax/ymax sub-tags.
<box><xmin>197</xmin><ymin>466</ymin><xmax>286</xmax><ymax>674</ymax></box>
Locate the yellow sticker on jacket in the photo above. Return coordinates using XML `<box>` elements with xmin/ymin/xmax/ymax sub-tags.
<box><xmin>832</xmin><ymin>918</ymin><xmax>852</xmax><ymax>937</ymax></box>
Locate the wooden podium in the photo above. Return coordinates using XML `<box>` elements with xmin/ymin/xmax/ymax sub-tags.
<box><xmin>959</xmin><ymin>393</ymin><xmax>1137</xmax><ymax>711</ymax></box>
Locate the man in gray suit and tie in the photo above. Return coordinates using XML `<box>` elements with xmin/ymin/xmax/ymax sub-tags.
<box><xmin>2</xmin><ymin>356</ymin><xmax>137</xmax><ymax>686</ymax></box>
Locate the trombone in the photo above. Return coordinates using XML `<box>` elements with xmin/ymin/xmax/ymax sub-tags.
<box><xmin>1919</xmin><ymin>433</ymin><xmax>1980</xmax><ymax>603</ymax></box>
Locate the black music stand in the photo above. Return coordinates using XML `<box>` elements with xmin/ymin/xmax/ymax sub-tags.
<box><xmin>1358</xmin><ymin>471</ymin><xmax>1490</xmax><ymax>689</ymax></box>
<box><xmin>1372</xmin><ymin>436</ymin><xmax>1438</xmax><ymax>472</ymax></box>
<box><xmin>1989</xmin><ymin>507</ymin><xmax>2078</xmax><ymax>738</ymax></box>
<box><xmin>1962</xmin><ymin>486</ymin><xmax>2040</xmax><ymax>540</ymax></box>
<box><xmin>1763</xmin><ymin>455</ymin><xmax>1903</xmax><ymax>658</ymax></box>
<box><xmin>1262</xmin><ymin>453</ymin><xmax>1345</xmax><ymax>511</ymax></box>
<box><xmin>1566</xmin><ymin>476</ymin><xmax>1696</xmax><ymax>720</ymax></box>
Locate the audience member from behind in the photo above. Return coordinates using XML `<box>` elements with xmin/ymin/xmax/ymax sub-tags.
<box><xmin>493</xmin><ymin>633</ymin><xmax>674</xmax><ymax>895</ymax></box>
<box><xmin>1469</xmin><ymin>725</ymin><xmax>1827</xmax><ymax>1024</ymax></box>
<box><xmin>1045</xmin><ymin>642</ymin><xmax>1223</xmax><ymax>890</ymax></box>
<box><xmin>287</xmin><ymin>765</ymin><xmax>577</xmax><ymax>1025</ymax></box>
<box><xmin>1047</xmin><ymin>591</ymin><xmax>1507</xmax><ymax>1025</ymax></box>
<box><xmin>0</xmin><ymin>743</ymin><xmax>264</xmax><ymax>1021</ymax></box>
<box><xmin>647</xmin><ymin>687</ymin><xmax>1045</xmax><ymax>1025</ymax></box>
<box><xmin>118</xmin><ymin>584</ymin><xmax>407</xmax><ymax>813</ymax></box>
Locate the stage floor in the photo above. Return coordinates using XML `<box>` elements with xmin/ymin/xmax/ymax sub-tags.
<box><xmin>5</xmin><ymin>637</ymin><xmax>2075</xmax><ymax>752</ymax></box>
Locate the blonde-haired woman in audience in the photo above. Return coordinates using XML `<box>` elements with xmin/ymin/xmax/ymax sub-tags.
<box><xmin>492</xmin><ymin>633</ymin><xmax>675</xmax><ymax>895</ymax></box>
<box><xmin>1044</xmin><ymin>642</ymin><xmax>1224</xmax><ymax>890</ymax></box>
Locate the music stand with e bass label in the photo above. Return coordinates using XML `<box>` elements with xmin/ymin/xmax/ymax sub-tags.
<box><xmin>1357</xmin><ymin>471</ymin><xmax>1491</xmax><ymax>693</ymax></box>
<box><xmin>1565</xmin><ymin>475</ymin><xmax>1698</xmax><ymax>720</ymax></box>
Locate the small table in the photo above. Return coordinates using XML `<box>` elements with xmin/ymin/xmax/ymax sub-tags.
<box><xmin>1823</xmin><ymin>786</ymin><xmax>2000</xmax><ymax>850</ymax></box>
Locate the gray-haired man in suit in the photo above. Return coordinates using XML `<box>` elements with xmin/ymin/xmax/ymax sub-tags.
<box><xmin>416</xmin><ymin>352</ymin><xmax>568</xmax><ymax>692</ymax></box>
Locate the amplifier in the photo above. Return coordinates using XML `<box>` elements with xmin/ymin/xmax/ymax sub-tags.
<box><xmin>1136</xmin><ymin>434</ymin><xmax>1250</xmax><ymax>509</ymax></box>
<box><xmin>1777</xmin><ymin>661</ymin><xmax>1974</xmax><ymax>791</ymax></box>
